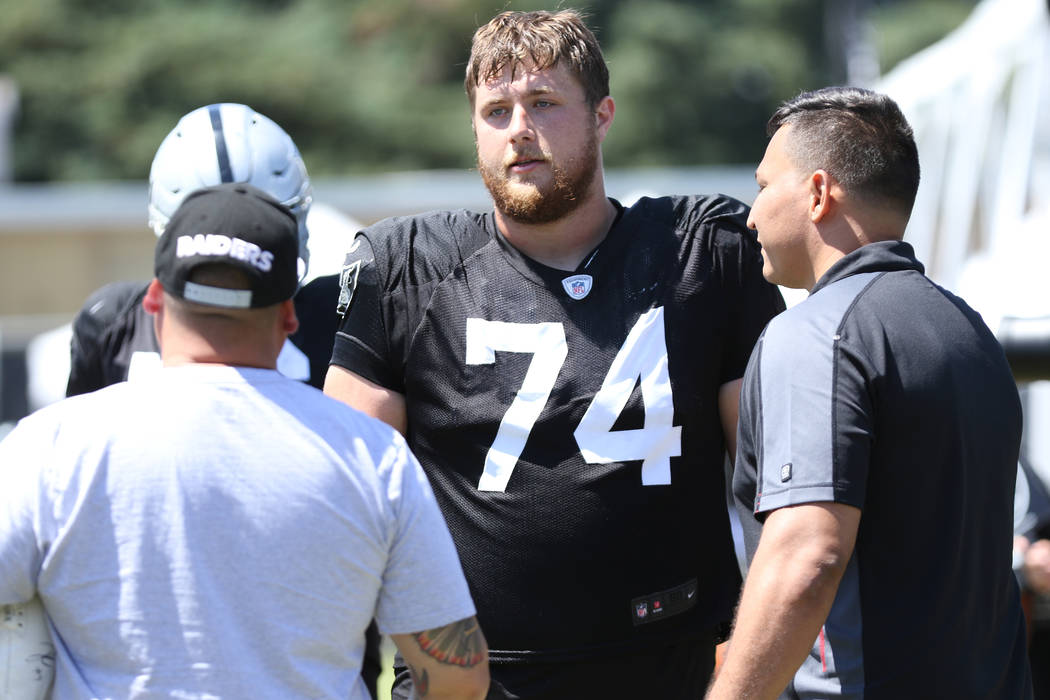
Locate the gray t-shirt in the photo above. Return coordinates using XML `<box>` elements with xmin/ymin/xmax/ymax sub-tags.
<box><xmin>0</xmin><ymin>365</ymin><xmax>475</xmax><ymax>699</ymax></box>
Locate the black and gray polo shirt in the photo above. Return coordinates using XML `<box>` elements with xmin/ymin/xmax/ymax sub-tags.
<box><xmin>733</xmin><ymin>240</ymin><xmax>1031</xmax><ymax>698</ymax></box>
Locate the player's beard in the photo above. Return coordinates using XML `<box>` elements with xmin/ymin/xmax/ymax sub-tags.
<box><xmin>478</xmin><ymin>129</ymin><xmax>600</xmax><ymax>225</ymax></box>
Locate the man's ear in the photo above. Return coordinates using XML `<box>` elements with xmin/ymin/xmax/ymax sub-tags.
<box><xmin>809</xmin><ymin>169</ymin><xmax>835</xmax><ymax>223</ymax></box>
<box><xmin>280</xmin><ymin>299</ymin><xmax>299</xmax><ymax>336</ymax></box>
<box><xmin>142</xmin><ymin>279</ymin><xmax>164</xmax><ymax>315</ymax></box>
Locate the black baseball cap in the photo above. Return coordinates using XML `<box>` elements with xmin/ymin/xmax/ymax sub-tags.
<box><xmin>154</xmin><ymin>183</ymin><xmax>299</xmax><ymax>308</ymax></box>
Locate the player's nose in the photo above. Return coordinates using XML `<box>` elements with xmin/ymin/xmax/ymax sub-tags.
<box><xmin>508</xmin><ymin>104</ymin><xmax>535</xmax><ymax>143</ymax></box>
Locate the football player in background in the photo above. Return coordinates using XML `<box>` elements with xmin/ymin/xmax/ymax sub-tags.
<box><xmin>67</xmin><ymin>103</ymin><xmax>337</xmax><ymax>395</ymax></box>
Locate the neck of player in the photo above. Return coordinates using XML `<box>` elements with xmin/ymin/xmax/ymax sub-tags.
<box><xmin>495</xmin><ymin>188</ymin><xmax>619</xmax><ymax>272</ymax></box>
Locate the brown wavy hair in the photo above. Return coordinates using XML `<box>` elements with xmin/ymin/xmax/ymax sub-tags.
<box><xmin>465</xmin><ymin>9</ymin><xmax>609</xmax><ymax>110</ymax></box>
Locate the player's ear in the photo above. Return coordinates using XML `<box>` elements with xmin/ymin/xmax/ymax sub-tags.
<box><xmin>595</xmin><ymin>96</ymin><xmax>615</xmax><ymax>143</ymax></box>
<box><xmin>142</xmin><ymin>279</ymin><xmax>164</xmax><ymax>315</ymax></box>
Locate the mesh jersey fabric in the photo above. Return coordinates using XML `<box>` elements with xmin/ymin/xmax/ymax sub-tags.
<box><xmin>331</xmin><ymin>194</ymin><xmax>786</xmax><ymax>660</ymax></box>
<box><xmin>66</xmin><ymin>274</ymin><xmax>341</xmax><ymax>396</ymax></box>
<box><xmin>66</xmin><ymin>281</ymin><xmax>158</xmax><ymax>396</ymax></box>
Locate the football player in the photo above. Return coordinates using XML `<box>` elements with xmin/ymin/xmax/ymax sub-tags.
<box><xmin>66</xmin><ymin>103</ymin><xmax>327</xmax><ymax>394</ymax></box>
<box><xmin>324</xmin><ymin>9</ymin><xmax>785</xmax><ymax>698</ymax></box>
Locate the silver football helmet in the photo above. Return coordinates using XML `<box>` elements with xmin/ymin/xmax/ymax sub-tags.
<box><xmin>147</xmin><ymin>103</ymin><xmax>313</xmax><ymax>279</ymax></box>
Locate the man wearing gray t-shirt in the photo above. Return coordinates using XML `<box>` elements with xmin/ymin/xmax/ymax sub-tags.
<box><xmin>0</xmin><ymin>184</ymin><xmax>489</xmax><ymax>699</ymax></box>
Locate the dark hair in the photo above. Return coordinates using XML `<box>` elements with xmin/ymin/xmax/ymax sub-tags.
<box><xmin>768</xmin><ymin>86</ymin><xmax>920</xmax><ymax>216</ymax></box>
<box><xmin>464</xmin><ymin>9</ymin><xmax>609</xmax><ymax>110</ymax></box>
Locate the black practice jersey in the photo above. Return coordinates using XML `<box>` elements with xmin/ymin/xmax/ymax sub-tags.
<box><xmin>331</xmin><ymin>195</ymin><xmax>785</xmax><ymax>661</ymax></box>
<box><xmin>67</xmin><ymin>281</ymin><xmax>159</xmax><ymax>396</ymax></box>
<box><xmin>67</xmin><ymin>274</ymin><xmax>342</xmax><ymax>396</ymax></box>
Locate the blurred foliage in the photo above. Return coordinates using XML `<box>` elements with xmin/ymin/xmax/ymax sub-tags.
<box><xmin>869</xmin><ymin>0</ymin><xmax>982</xmax><ymax>70</ymax></box>
<box><xmin>0</xmin><ymin>0</ymin><xmax>977</xmax><ymax>181</ymax></box>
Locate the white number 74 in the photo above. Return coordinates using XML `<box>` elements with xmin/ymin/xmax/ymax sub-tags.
<box><xmin>466</xmin><ymin>307</ymin><xmax>681</xmax><ymax>492</ymax></box>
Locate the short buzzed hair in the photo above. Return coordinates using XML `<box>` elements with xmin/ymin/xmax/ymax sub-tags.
<box><xmin>768</xmin><ymin>86</ymin><xmax>920</xmax><ymax>217</ymax></box>
<box><xmin>464</xmin><ymin>9</ymin><xmax>609</xmax><ymax>110</ymax></box>
<box><xmin>166</xmin><ymin>265</ymin><xmax>264</xmax><ymax>322</ymax></box>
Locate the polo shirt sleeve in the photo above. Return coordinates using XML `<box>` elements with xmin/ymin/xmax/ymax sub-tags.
<box><xmin>750</xmin><ymin>299</ymin><xmax>874</xmax><ymax>517</ymax></box>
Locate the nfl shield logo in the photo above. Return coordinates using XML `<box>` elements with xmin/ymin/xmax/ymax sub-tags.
<box><xmin>561</xmin><ymin>274</ymin><xmax>593</xmax><ymax>300</ymax></box>
<box><xmin>635</xmin><ymin>602</ymin><xmax>648</xmax><ymax>619</ymax></box>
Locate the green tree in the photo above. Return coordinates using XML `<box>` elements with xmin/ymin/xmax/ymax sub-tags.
<box><xmin>0</xmin><ymin>0</ymin><xmax>979</xmax><ymax>182</ymax></box>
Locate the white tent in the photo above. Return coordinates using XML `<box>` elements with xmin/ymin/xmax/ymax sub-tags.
<box><xmin>878</xmin><ymin>0</ymin><xmax>1050</xmax><ymax>474</ymax></box>
<box><xmin>878</xmin><ymin>0</ymin><xmax>1049</xmax><ymax>290</ymax></box>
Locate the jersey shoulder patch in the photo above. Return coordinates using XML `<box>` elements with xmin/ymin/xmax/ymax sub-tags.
<box><xmin>336</xmin><ymin>258</ymin><xmax>362</xmax><ymax>318</ymax></box>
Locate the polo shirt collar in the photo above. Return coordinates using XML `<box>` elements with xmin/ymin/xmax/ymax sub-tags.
<box><xmin>810</xmin><ymin>240</ymin><xmax>924</xmax><ymax>295</ymax></box>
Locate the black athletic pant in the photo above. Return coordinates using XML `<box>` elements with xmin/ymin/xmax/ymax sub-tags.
<box><xmin>390</xmin><ymin>634</ymin><xmax>715</xmax><ymax>700</ymax></box>
<box><xmin>362</xmin><ymin>620</ymin><xmax>381</xmax><ymax>699</ymax></box>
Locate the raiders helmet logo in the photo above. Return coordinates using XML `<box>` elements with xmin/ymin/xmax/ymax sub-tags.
<box><xmin>336</xmin><ymin>259</ymin><xmax>362</xmax><ymax>317</ymax></box>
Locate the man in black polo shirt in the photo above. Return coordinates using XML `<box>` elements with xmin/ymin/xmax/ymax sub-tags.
<box><xmin>709</xmin><ymin>87</ymin><xmax>1032</xmax><ymax>699</ymax></box>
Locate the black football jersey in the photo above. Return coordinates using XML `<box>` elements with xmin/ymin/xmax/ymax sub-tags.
<box><xmin>289</xmin><ymin>274</ymin><xmax>343</xmax><ymax>389</ymax></box>
<box><xmin>67</xmin><ymin>281</ymin><xmax>159</xmax><ymax>396</ymax></box>
<box><xmin>67</xmin><ymin>275</ymin><xmax>342</xmax><ymax>396</ymax></box>
<box><xmin>331</xmin><ymin>195</ymin><xmax>785</xmax><ymax>660</ymax></box>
